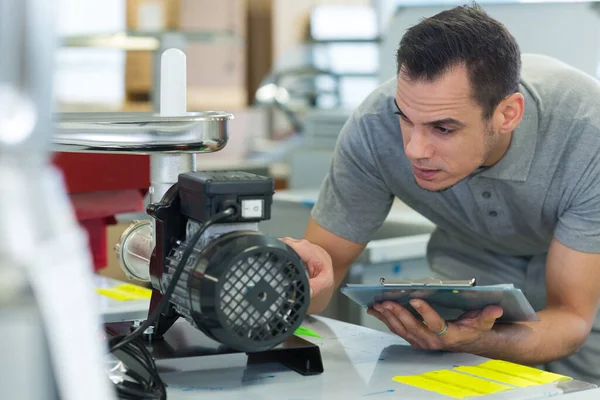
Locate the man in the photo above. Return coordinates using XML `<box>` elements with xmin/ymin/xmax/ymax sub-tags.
<box><xmin>281</xmin><ymin>3</ymin><xmax>600</xmax><ymax>384</ymax></box>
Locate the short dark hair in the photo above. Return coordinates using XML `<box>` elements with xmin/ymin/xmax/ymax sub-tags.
<box><xmin>395</xmin><ymin>3</ymin><xmax>521</xmax><ymax>119</ymax></box>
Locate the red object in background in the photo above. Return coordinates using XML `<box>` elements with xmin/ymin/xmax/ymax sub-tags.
<box><xmin>54</xmin><ymin>153</ymin><xmax>150</xmax><ymax>194</ymax></box>
<box><xmin>52</xmin><ymin>153</ymin><xmax>150</xmax><ymax>271</ymax></box>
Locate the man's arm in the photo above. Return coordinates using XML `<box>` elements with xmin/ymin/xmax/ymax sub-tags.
<box><xmin>303</xmin><ymin>218</ymin><xmax>366</xmax><ymax>314</ymax></box>
<box><xmin>369</xmin><ymin>237</ymin><xmax>600</xmax><ymax>365</ymax></box>
<box><xmin>462</xmin><ymin>237</ymin><xmax>600</xmax><ymax>363</ymax></box>
<box><xmin>282</xmin><ymin>218</ymin><xmax>366</xmax><ymax>315</ymax></box>
<box><xmin>281</xmin><ymin>93</ymin><xmax>395</xmax><ymax>314</ymax></box>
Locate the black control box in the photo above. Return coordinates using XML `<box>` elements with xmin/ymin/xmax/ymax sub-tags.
<box><xmin>178</xmin><ymin>171</ymin><xmax>274</xmax><ymax>223</ymax></box>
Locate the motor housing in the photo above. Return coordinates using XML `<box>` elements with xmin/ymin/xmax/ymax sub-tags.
<box><xmin>147</xmin><ymin>171</ymin><xmax>310</xmax><ymax>352</ymax></box>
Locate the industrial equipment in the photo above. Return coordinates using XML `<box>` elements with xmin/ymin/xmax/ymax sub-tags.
<box><xmin>54</xmin><ymin>48</ymin><xmax>323</xmax><ymax>399</ymax></box>
<box><xmin>112</xmin><ymin>169</ymin><xmax>315</xmax><ymax>353</ymax></box>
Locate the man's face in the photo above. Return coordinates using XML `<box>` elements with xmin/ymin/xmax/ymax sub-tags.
<box><xmin>396</xmin><ymin>65</ymin><xmax>500</xmax><ymax>192</ymax></box>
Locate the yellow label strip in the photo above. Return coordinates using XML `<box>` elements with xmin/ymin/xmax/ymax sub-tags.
<box><xmin>96</xmin><ymin>283</ymin><xmax>152</xmax><ymax>301</ymax></box>
<box><xmin>454</xmin><ymin>366</ymin><xmax>536</xmax><ymax>388</ymax></box>
<box><xmin>393</xmin><ymin>374</ymin><xmax>480</xmax><ymax>399</ymax></box>
<box><xmin>473</xmin><ymin>360</ymin><xmax>571</xmax><ymax>385</ymax></box>
<box><xmin>393</xmin><ymin>369</ymin><xmax>513</xmax><ymax>399</ymax></box>
<box><xmin>112</xmin><ymin>283</ymin><xmax>152</xmax><ymax>298</ymax></box>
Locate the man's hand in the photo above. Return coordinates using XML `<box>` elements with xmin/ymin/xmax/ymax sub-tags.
<box><xmin>280</xmin><ymin>237</ymin><xmax>334</xmax><ymax>299</ymax></box>
<box><xmin>367</xmin><ymin>299</ymin><xmax>503</xmax><ymax>351</ymax></box>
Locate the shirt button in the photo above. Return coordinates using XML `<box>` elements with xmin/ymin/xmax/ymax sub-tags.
<box><xmin>489</xmin><ymin>211</ymin><xmax>498</xmax><ymax>217</ymax></box>
<box><xmin>482</xmin><ymin>191</ymin><xmax>491</xmax><ymax>199</ymax></box>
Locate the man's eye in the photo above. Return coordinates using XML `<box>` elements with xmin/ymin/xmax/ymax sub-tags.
<box><xmin>395</xmin><ymin>112</ymin><xmax>409</xmax><ymax>122</ymax></box>
<box><xmin>436</xmin><ymin>126</ymin><xmax>454</xmax><ymax>135</ymax></box>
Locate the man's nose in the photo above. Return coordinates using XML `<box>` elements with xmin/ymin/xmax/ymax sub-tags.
<box><xmin>404</xmin><ymin>127</ymin><xmax>434</xmax><ymax>160</ymax></box>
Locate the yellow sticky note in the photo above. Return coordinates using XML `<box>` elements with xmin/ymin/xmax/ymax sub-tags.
<box><xmin>96</xmin><ymin>288</ymin><xmax>141</xmax><ymax>301</ymax></box>
<box><xmin>393</xmin><ymin>374</ymin><xmax>480</xmax><ymax>399</ymax></box>
<box><xmin>113</xmin><ymin>283</ymin><xmax>152</xmax><ymax>299</ymax></box>
<box><xmin>426</xmin><ymin>370</ymin><xmax>513</xmax><ymax>395</ymax></box>
<box><xmin>96</xmin><ymin>284</ymin><xmax>152</xmax><ymax>301</ymax></box>
<box><xmin>476</xmin><ymin>360</ymin><xmax>571</xmax><ymax>385</ymax></box>
<box><xmin>393</xmin><ymin>369</ymin><xmax>512</xmax><ymax>399</ymax></box>
<box><xmin>454</xmin><ymin>365</ymin><xmax>537</xmax><ymax>388</ymax></box>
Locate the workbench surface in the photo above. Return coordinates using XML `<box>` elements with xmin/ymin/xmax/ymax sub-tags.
<box><xmin>95</xmin><ymin>276</ymin><xmax>599</xmax><ymax>399</ymax></box>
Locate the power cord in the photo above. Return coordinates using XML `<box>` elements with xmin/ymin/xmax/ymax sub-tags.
<box><xmin>108</xmin><ymin>207</ymin><xmax>236</xmax><ymax>399</ymax></box>
<box><xmin>110</xmin><ymin>335</ymin><xmax>165</xmax><ymax>399</ymax></box>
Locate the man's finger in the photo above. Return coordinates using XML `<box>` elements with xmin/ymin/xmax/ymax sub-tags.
<box><xmin>387</xmin><ymin>301</ymin><xmax>436</xmax><ymax>339</ymax></box>
<box><xmin>280</xmin><ymin>238</ymin><xmax>330</xmax><ymax>272</ymax></box>
<box><xmin>479</xmin><ymin>305</ymin><xmax>503</xmax><ymax>329</ymax></box>
<box><xmin>409</xmin><ymin>299</ymin><xmax>448</xmax><ymax>336</ymax></box>
<box><xmin>278</xmin><ymin>238</ymin><xmax>333</xmax><ymax>298</ymax></box>
<box><xmin>374</xmin><ymin>304</ymin><xmax>408</xmax><ymax>336</ymax></box>
<box><xmin>370</xmin><ymin>307</ymin><xmax>423</xmax><ymax>347</ymax></box>
<box><xmin>381</xmin><ymin>303</ymin><xmax>433</xmax><ymax>348</ymax></box>
<box><xmin>368</xmin><ymin>308</ymin><xmax>395</xmax><ymax>333</ymax></box>
<box><xmin>280</xmin><ymin>238</ymin><xmax>322</xmax><ymax>274</ymax></box>
<box><xmin>309</xmin><ymin>274</ymin><xmax>331</xmax><ymax>297</ymax></box>
<box><xmin>375</xmin><ymin>304</ymin><xmax>429</xmax><ymax>348</ymax></box>
<box><xmin>280</xmin><ymin>238</ymin><xmax>312</xmax><ymax>258</ymax></box>
<box><xmin>367</xmin><ymin>308</ymin><xmax>385</xmax><ymax>323</ymax></box>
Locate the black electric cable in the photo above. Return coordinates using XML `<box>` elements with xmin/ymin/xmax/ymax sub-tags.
<box><xmin>110</xmin><ymin>334</ymin><xmax>164</xmax><ymax>397</ymax></box>
<box><xmin>109</xmin><ymin>207</ymin><xmax>236</xmax><ymax>399</ymax></box>
<box><xmin>113</xmin><ymin>338</ymin><xmax>165</xmax><ymax>400</ymax></box>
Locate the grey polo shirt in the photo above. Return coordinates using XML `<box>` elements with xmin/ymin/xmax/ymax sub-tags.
<box><xmin>312</xmin><ymin>54</ymin><xmax>600</xmax><ymax>297</ymax></box>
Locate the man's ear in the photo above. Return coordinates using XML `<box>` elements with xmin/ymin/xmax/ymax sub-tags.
<box><xmin>493</xmin><ymin>93</ymin><xmax>524</xmax><ymax>134</ymax></box>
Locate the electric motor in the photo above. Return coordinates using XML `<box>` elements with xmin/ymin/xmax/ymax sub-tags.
<box><xmin>145</xmin><ymin>171</ymin><xmax>310</xmax><ymax>353</ymax></box>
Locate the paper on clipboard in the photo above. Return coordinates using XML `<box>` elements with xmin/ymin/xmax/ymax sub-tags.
<box><xmin>340</xmin><ymin>278</ymin><xmax>539</xmax><ymax>322</ymax></box>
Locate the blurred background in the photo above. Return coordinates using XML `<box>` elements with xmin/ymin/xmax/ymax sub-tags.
<box><xmin>52</xmin><ymin>0</ymin><xmax>600</xmax><ymax>328</ymax></box>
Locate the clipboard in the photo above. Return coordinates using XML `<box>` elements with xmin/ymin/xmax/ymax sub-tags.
<box><xmin>340</xmin><ymin>277</ymin><xmax>539</xmax><ymax>322</ymax></box>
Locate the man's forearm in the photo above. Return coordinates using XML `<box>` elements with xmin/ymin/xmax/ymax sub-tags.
<box><xmin>460</xmin><ymin>308</ymin><xmax>589</xmax><ymax>365</ymax></box>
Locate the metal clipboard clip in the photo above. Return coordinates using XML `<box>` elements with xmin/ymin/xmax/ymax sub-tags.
<box><xmin>379</xmin><ymin>277</ymin><xmax>477</xmax><ymax>287</ymax></box>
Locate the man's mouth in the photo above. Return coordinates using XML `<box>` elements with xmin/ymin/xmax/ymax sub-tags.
<box><xmin>412</xmin><ymin>165</ymin><xmax>441</xmax><ymax>181</ymax></box>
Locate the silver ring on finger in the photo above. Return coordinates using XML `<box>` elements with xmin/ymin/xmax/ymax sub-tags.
<box><xmin>433</xmin><ymin>320</ymin><xmax>448</xmax><ymax>336</ymax></box>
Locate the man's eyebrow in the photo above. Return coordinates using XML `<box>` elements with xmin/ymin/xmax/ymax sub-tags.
<box><xmin>393</xmin><ymin>99</ymin><xmax>466</xmax><ymax>128</ymax></box>
<box><xmin>425</xmin><ymin>117</ymin><xmax>466</xmax><ymax>129</ymax></box>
